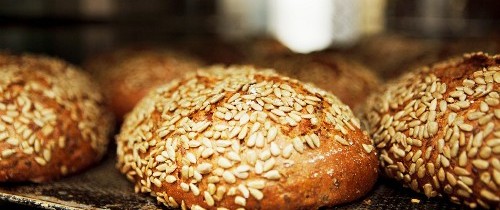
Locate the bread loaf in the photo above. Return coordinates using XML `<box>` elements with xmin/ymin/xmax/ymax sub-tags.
<box><xmin>0</xmin><ymin>53</ymin><xmax>113</xmax><ymax>182</ymax></box>
<box><xmin>117</xmin><ymin>65</ymin><xmax>378</xmax><ymax>209</ymax></box>
<box><xmin>362</xmin><ymin>52</ymin><xmax>500</xmax><ymax>208</ymax></box>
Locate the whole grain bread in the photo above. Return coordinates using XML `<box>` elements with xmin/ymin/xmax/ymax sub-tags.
<box><xmin>361</xmin><ymin>52</ymin><xmax>500</xmax><ymax>209</ymax></box>
<box><xmin>116</xmin><ymin>65</ymin><xmax>378</xmax><ymax>209</ymax></box>
<box><xmin>0</xmin><ymin>53</ymin><xmax>113</xmax><ymax>182</ymax></box>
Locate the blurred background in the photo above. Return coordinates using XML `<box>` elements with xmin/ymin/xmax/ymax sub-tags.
<box><xmin>0</xmin><ymin>0</ymin><xmax>499</xmax><ymax>77</ymax></box>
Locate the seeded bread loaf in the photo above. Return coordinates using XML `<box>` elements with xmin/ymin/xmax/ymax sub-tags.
<box><xmin>362</xmin><ymin>52</ymin><xmax>500</xmax><ymax>209</ymax></box>
<box><xmin>254</xmin><ymin>52</ymin><xmax>381</xmax><ymax>109</ymax></box>
<box><xmin>116</xmin><ymin>65</ymin><xmax>378</xmax><ymax>209</ymax></box>
<box><xmin>0</xmin><ymin>53</ymin><xmax>113</xmax><ymax>182</ymax></box>
<box><xmin>84</xmin><ymin>47</ymin><xmax>203</xmax><ymax>119</ymax></box>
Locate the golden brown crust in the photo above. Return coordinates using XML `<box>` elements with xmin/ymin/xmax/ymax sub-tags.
<box><xmin>0</xmin><ymin>53</ymin><xmax>113</xmax><ymax>182</ymax></box>
<box><xmin>362</xmin><ymin>52</ymin><xmax>500</xmax><ymax>209</ymax></box>
<box><xmin>84</xmin><ymin>47</ymin><xmax>204</xmax><ymax>119</ymax></box>
<box><xmin>254</xmin><ymin>52</ymin><xmax>381</xmax><ymax>109</ymax></box>
<box><xmin>117</xmin><ymin>65</ymin><xmax>378</xmax><ymax>209</ymax></box>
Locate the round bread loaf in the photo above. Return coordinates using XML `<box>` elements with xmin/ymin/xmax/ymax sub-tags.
<box><xmin>0</xmin><ymin>53</ymin><xmax>113</xmax><ymax>182</ymax></box>
<box><xmin>362</xmin><ymin>52</ymin><xmax>500</xmax><ymax>209</ymax></box>
<box><xmin>117</xmin><ymin>65</ymin><xmax>378</xmax><ymax>209</ymax></box>
<box><xmin>84</xmin><ymin>47</ymin><xmax>203</xmax><ymax>119</ymax></box>
<box><xmin>255</xmin><ymin>52</ymin><xmax>380</xmax><ymax>109</ymax></box>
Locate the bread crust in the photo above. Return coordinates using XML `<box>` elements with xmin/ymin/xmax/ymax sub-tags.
<box><xmin>0</xmin><ymin>53</ymin><xmax>113</xmax><ymax>182</ymax></box>
<box><xmin>362</xmin><ymin>52</ymin><xmax>500</xmax><ymax>209</ymax></box>
<box><xmin>84</xmin><ymin>47</ymin><xmax>203</xmax><ymax>119</ymax></box>
<box><xmin>117</xmin><ymin>66</ymin><xmax>378</xmax><ymax>209</ymax></box>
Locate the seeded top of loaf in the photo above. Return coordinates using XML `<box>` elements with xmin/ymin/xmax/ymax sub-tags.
<box><xmin>117</xmin><ymin>65</ymin><xmax>377</xmax><ymax>209</ymax></box>
<box><xmin>0</xmin><ymin>54</ymin><xmax>112</xmax><ymax>182</ymax></box>
<box><xmin>362</xmin><ymin>52</ymin><xmax>500</xmax><ymax>208</ymax></box>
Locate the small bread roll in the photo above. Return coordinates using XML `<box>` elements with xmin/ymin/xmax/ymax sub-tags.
<box><xmin>84</xmin><ymin>47</ymin><xmax>203</xmax><ymax>119</ymax></box>
<box><xmin>362</xmin><ymin>52</ymin><xmax>500</xmax><ymax>209</ymax></box>
<box><xmin>117</xmin><ymin>66</ymin><xmax>378</xmax><ymax>209</ymax></box>
<box><xmin>0</xmin><ymin>53</ymin><xmax>113</xmax><ymax>182</ymax></box>
<box><xmin>255</xmin><ymin>52</ymin><xmax>381</xmax><ymax>109</ymax></box>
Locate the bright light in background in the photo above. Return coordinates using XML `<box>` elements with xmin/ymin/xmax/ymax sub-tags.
<box><xmin>269</xmin><ymin>0</ymin><xmax>334</xmax><ymax>53</ymax></box>
<box><xmin>217</xmin><ymin>0</ymin><xmax>267</xmax><ymax>40</ymax></box>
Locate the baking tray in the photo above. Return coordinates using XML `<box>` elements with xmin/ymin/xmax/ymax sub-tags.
<box><xmin>0</xmin><ymin>146</ymin><xmax>462</xmax><ymax>210</ymax></box>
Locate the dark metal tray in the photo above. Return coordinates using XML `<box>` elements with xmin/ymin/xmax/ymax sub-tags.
<box><xmin>0</xmin><ymin>148</ymin><xmax>461</xmax><ymax>210</ymax></box>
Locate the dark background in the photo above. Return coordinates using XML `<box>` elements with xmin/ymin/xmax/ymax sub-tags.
<box><xmin>0</xmin><ymin>0</ymin><xmax>499</xmax><ymax>64</ymax></box>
